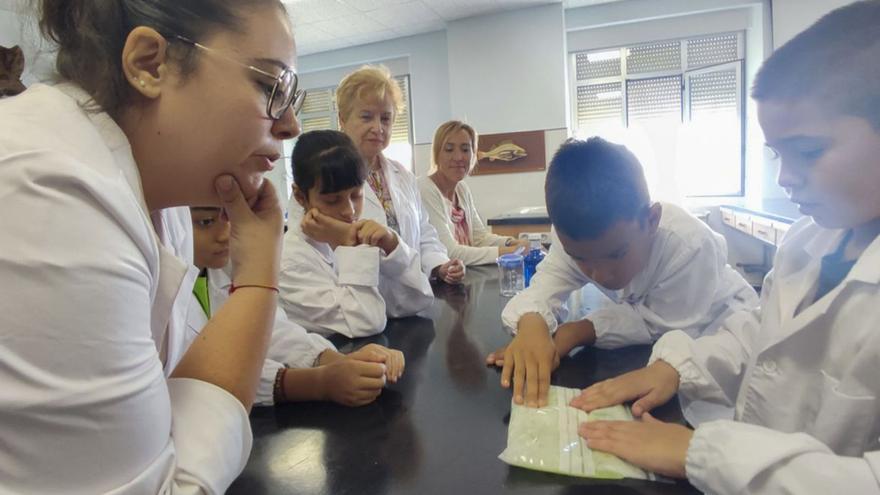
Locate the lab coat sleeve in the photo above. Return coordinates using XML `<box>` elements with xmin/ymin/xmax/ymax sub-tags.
<box><xmin>278</xmin><ymin>244</ymin><xmax>387</xmax><ymax>338</ymax></box>
<box><xmin>500</xmin><ymin>238</ymin><xmax>590</xmax><ymax>334</ymax></box>
<box><xmin>648</xmin><ymin>268</ymin><xmax>770</xmax><ymax>408</ymax></box>
<box><xmin>165</xmin><ymin>378</ymin><xmax>253</xmax><ymax>494</ymax></box>
<box><xmin>198</xmin><ymin>274</ymin><xmax>337</xmax><ymax>408</ymax></box>
<box><xmin>254</xmin><ymin>310</ymin><xmax>337</xmax><ymax>406</ymax></box>
<box><xmin>378</xmin><ymin>235</ymin><xmax>435</xmax><ymax>318</ymax></box>
<box><xmin>591</xmin><ymin>231</ymin><xmax>740</xmax><ymax>348</ymax></box>
<box><xmin>418</xmin><ymin>178</ymin><xmax>500</xmax><ymax>266</ymax></box>
<box><xmin>685</xmin><ymin>420</ymin><xmax>880</xmax><ymax>495</ymax></box>
<box><xmin>414</xmin><ymin>182</ymin><xmax>451</xmax><ymax>274</ymax></box>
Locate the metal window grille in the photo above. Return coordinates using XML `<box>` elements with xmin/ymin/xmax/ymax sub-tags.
<box><xmin>570</xmin><ymin>32</ymin><xmax>745</xmax><ymax>196</ymax></box>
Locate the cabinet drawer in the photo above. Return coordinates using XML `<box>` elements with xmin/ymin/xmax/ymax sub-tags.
<box><xmin>751</xmin><ymin>217</ymin><xmax>776</xmax><ymax>245</ymax></box>
<box><xmin>734</xmin><ymin>213</ymin><xmax>753</xmax><ymax>235</ymax></box>
<box><xmin>720</xmin><ymin>207</ymin><xmax>736</xmax><ymax>227</ymax></box>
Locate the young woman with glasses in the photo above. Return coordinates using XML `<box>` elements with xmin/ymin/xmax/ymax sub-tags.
<box><xmin>0</xmin><ymin>1</ymin><xmax>302</xmax><ymax>492</ymax></box>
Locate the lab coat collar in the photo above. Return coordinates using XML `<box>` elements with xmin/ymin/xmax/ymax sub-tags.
<box><xmin>847</xmin><ymin>230</ymin><xmax>880</xmax><ymax>285</ymax></box>
<box><xmin>768</xmin><ymin>222</ymin><xmax>880</xmax><ymax>350</ymax></box>
<box><xmin>795</xmin><ymin>222</ymin><xmax>880</xmax><ymax>285</ymax></box>
<box><xmin>54</xmin><ymin>83</ymin><xmax>148</xmax><ymax>215</ymax></box>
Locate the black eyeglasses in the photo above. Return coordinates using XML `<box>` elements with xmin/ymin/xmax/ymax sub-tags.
<box><xmin>174</xmin><ymin>35</ymin><xmax>306</xmax><ymax>120</ymax></box>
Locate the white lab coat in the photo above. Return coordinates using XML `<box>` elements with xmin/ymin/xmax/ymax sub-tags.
<box><xmin>650</xmin><ymin>217</ymin><xmax>880</xmax><ymax>494</ymax></box>
<box><xmin>278</xmin><ymin>223</ymin><xmax>434</xmax><ymax>338</ymax></box>
<box><xmin>155</xmin><ymin>206</ymin><xmax>202</xmax><ymax>375</ymax></box>
<box><xmin>182</xmin><ymin>267</ymin><xmax>335</xmax><ymax>406</ymax></box>
<box><xmin>417</xmin><ymin>176</ymin><xmax>510</xmax><ymax>266</ymax></box>
<box><xmin>362</xmin><ymin>155</ymin><xmax>450</xmax><ymax>274</ymax></box>
<box><xmin>501</xmin><ymin>203</ymin><xmax>758</xmax><ymax>348</ymax></box>
<box><xmin>0</xmin><ymin>84</ymin><xmax>250</xmax><ymax>494</ymax></box>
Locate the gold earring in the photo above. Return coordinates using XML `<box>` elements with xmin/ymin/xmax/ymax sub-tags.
<box><xmin>138</xmin><ymin>79</ymin><xmax>146</xmax><ymax>87</ymax></box>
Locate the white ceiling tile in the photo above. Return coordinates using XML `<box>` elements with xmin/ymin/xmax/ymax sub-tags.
<box><xmin>285</xmin><ymin>0</ymin><xmax>356</xmax><ymax>24</ymax></box>
<box><xmin>293</xmin><ymin>23</ymin><xmax>336</xmax><ymax>43</ymax></box>
<box><xmin>339</xmin><ymin>0</ymin><xmax>413</xmax><ymax>13</ymax></box>
<box><xmin>366</xmin><ymin>1</ymin><xmax>442</xmax><ymax>28</ymax></box>
<box><xmin>289</xmin><ymin>0</ymin><xmax>630</xmax><ymax>55</ymax></box>
<box><xmin>312</xmin><ymin>14</ymin><xmax>386</xmax><ymax>37</ymax></box>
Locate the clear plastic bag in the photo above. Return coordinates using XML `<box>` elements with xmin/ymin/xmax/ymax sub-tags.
<box><xmin>499</xmin><ymin>385</ymin><xmax>656</xmax><ymax>480</ymax></box>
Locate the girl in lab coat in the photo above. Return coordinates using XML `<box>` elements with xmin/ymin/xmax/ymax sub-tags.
<box><xmin>187</xmin><ymin>207</ymin><xmax>404</xmax><ymax>406</ymax></box>
<box><xmin>0</xmin><ymin>1</ymin><xmax>299</xmax><ymax>492</ymax></box>
<box><xmin>279</xmin><ymin>130</ymin><xmax>435</xmax><ymax>338</ymax></box>
<box><xmin>572</xmin><ymin>2</ymin><xmax>880</xmax><ymax>493</ymax></box>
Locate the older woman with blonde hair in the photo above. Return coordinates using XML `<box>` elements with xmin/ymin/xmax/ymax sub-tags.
<box><xmin>335</xmin><ymin>65</ymin><xmax>463</xmax><ymax>284</ymax></box>
<box><xmin>418</xmin><ymin>121</ymin><xmax>529</xmax><ymax>266</ymax></box>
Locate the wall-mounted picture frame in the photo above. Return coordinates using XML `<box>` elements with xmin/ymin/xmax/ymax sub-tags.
<box><xmin>471</xmin><ymin>129</ymin><xmax>545</xmax><ymax>176</ymax></box>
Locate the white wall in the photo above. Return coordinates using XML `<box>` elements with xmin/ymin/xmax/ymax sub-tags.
<box><xmin>297</xmin><ymin>30</ymin><xmax>451</xmax><ymax>146</ymax></box>
<box><xmin>446</xmin><ymin>4</ymin><xmax>568</xmax><ymax>133</ymax></box>
<box><xmin>446</xmin><ymin>4</ymin><xmax>569</xmax><ymax>219</ymax></box>
<box><xmin>297</xmin><ymin>4</ymin><xmax>569</xmax><ymax>219</ymax></box>
<box><xmin>771</xmin><ymin>0</ymin><xmax>855</xmax><ymax>48</ymax></box>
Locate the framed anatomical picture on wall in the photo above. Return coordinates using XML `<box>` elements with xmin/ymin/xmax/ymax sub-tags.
<box><xmin>471</xmin><ymin>129</ymin><xmax>545</xmax><ymax>176</ymax></box>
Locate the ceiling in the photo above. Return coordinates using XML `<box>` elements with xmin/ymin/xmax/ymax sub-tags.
<box><xmin>284</xmin><ymin>0</ymin><xmax>625</xmax><ymax>55</ymax></box>
<box><xmin>0</xmin><ymin>0</ymin><xmax>625</xmax><ymax>56</ymax></box>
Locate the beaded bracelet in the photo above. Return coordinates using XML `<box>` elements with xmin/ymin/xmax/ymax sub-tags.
<box><xmin>273</xmin><ymin>367</ymin><xmax>288</xmax><ymax>403</ymax></box>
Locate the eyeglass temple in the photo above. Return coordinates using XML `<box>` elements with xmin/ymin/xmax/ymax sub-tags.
<box><xmin>174</xmin><ymin>34</ymin><xmax>291</xmax><ymax>81</ymax></box>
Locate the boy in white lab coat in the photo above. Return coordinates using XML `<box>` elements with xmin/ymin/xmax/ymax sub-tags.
<box><xmin>187</xmin><ymin>207</ymin><xmax>404</xmax><ymax>407</ymax></box>
<box><xmin>572</xmin><ymin>2</ymin><xmax>880</xmax><ymax>493</ymax></box>
<box><xmin>488</xmin><ymin>137</ymin><xmax>758</xmax><ymax>407</ymax></box>
<box><xmin>279</xmin><ymin>130</ymin><xmax>435</xmax><ymax>338</ymax></box>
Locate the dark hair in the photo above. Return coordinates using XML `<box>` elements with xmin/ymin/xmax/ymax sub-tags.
<box><xmin>752</xmin><ymin>0</ymin><xmax>880</xmax><ymax>129</ymax></box>
<box><xmin>292</xmin><ymin>130</ymin><xmax>367</xmax><ymax>195</ymax></box>
<box><xmin>545</xmin><ymin>137</ymin><xmax>650</xmax><ymax>240</ymax></box>
<box><xmin>36</xmin><ymin>0</ymin><xmax>286</xmax><ymax>118</ymax></box>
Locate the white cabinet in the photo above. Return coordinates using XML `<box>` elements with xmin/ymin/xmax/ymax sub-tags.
<box><xmin>720</xmin><ymin>206</ymin><xmax>793</xmax><ymax>247</ymax></box>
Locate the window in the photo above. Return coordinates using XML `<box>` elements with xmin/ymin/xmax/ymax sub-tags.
<box><xmin>570</xmin><ymin>33</ymin><xmax>744</xmax><ymax>197</ymax></box>
<box><xmin>296</xmin><ymin>75</ymin><xmax>414</xmax><ymax>170</ymax></box>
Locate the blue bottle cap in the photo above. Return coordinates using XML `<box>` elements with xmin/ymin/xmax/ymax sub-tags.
<box><xmin>496</xmin><ymin>253</ymin><xmax>524</xmax><ymax>268</ymax></box>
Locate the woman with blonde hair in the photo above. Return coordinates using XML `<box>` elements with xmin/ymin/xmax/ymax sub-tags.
<box><xmin>340</xmin><ymin>65</ymin><xmax>463</xmax><ymax>283</ymax></box>
<box><xmin>418</xmin><ymin>120</ymin><xmax>529</xmax><ymax>266</ymax></box>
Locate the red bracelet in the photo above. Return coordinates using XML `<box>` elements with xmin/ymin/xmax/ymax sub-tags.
<box><xmin>228</xmin><ymin>283</ymin><xmax>280</xmax><ymax>295</ymax></box>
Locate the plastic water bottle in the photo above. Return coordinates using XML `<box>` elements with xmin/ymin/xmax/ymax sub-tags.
<box><xmin>523</xmin><ymin>239</ymin><xmax>545</xmax><ymax>287</ymax></box>
<box><xmin>496</xmin><ymin>253</ymin><xmax>524</xmax><ymax>297</ymax></box>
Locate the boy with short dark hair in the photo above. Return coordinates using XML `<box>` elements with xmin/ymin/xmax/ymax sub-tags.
<box><xmin>489</xmin><ymin>137</ymin><xmax>757</xmax><ymax>408</ymax></box>
<box><xmin>573</xmin><ymin>3</ymin><xmax>880</xmax><ymax>491</ymax></box>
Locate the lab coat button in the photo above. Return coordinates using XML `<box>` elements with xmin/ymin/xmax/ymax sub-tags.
<box><xmin>761</xmin><ymin>360</ymin><xmax>778</xmax><ymax>374</ymax></box>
